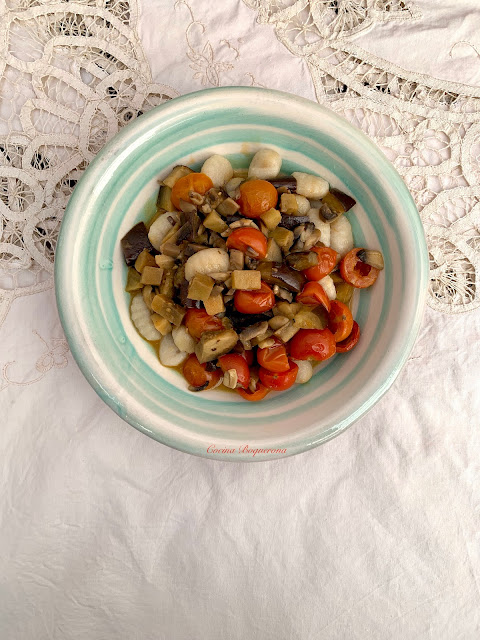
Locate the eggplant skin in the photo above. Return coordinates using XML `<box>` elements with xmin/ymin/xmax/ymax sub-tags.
<box><xmin>121</xmin><ymin>222</ymin><xmax>156</xmax><ymax>266</ymax></box>
<box><xmin>225</xmin><ymin>302</ymin><xmax>273</xmax><ymax>330</ymax></box>
<box><xmin>258</xmin><ymin>262</ymin><xmax>306</xmax><ymax>293</ymax></box>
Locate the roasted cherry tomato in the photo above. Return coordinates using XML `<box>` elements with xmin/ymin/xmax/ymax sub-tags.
<box><xmin>289</xmin><ymin>328</ymin><xmax>336</xmax><ymax>362</ymax></box>
<box><xmin>184</xmin><ymin>308</ymin><xmax>223</xmax><ymax>340</ymax></box>
<box><xmin>234</xmin><ymin>281</ymin><xmax>275</xmax><ymax>314</ymax></box>
<box><xmin>259</xmin><ymin>360</ymin><xmax>298</xmax><ymax>391</ymax></box>
<box><xmin>226</xmin><ymin>227</ymin><xmax>268</xmax><ymax>259</ymax></box>
<box><xmin>218</xmin><ymin>353</ymin><xmax>250</xmax><ymax>388</ymax></box>
<box><xmin>328</xmin><ymin>300</ymin><xmax>354</xmax><ymax>343</ymax></box>
<box><xmin>303</xmin><ymin>247</ymin><xmax>338</xmax><ymax>281</ymax></box>
<box><xmin>296</xmin><ymin>281</ymin><xmax>331</xmax><ymax>312</ymax></box>
<box><xmin>257</xmin><ymin>337</ymin><xmax>290</xmax><ymax>373</ymax></box>
<box><xmin>233</xmin><ymin>343</ymin><xmax>255</xmax><ymax>366</ymax></box>
<box><xmin>336</xmin><ymin>321</ymin><xmax>360</xmax><ymax>353</ymax></box>
<box><xmin>183</xmin><ymin>354</ymin><xmax>221</xmax><ymax>390</ymax></box>
<box><xmin>237</xmin><ymin>180</ymin><xmax>278</xmax><ymax>218</ymax></box>
<box><xmin>340</xmin><ymin>248</ymin><xmax>380</xmax><ymax>288</ymax></box>
<box><xmin>171</xmin><ymin>172</ymin><xmax>213</xmax><ymax>210</ymax></box>
<box><xmin>237</xmin><ymin>382</ymin><xmax>270</xmax><ymax>402</ymax></box>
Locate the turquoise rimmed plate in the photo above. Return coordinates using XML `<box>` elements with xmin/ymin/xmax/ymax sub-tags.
<box><xmin>55</xmin><ymin>87</ymin><xmax>428</xmax><ymax>461</ymax></box>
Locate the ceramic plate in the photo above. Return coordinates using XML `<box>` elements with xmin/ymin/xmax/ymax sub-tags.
<box><xmin>55</xmin><ymin>88</ymin><xmax>428</xmax><ymax>461</ymax></box>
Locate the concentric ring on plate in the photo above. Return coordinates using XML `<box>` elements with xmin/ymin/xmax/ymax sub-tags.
<box><xmin>55</xmin><ymin>87</ymin><xmax>428</xmax><ymax>461</ymax></box>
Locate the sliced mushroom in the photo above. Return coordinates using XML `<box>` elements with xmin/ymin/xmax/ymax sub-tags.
<box><xmin>357</xmin><ymin>249</ymin><xmax>385</xmax><ymax>270</ymax></box>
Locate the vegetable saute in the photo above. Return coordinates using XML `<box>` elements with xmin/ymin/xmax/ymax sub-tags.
<box><xmin>121</xmin><ymin>149</ymin><xmax>383</xmax><ymax>401</ymax></box>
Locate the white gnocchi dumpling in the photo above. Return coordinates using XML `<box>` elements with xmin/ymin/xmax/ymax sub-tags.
<box><xmin>184</xmin><ymin>248</ymin><xmax>230</xmax><ymax>281</ymax></box>
<box><xmin>148</xmin><ymin>213</ymin><xmax>179</xmax><ymax>251</ymax></box>
<box><xmin>130</xmin><ymin>294</ymin><xmax>161</xmax><ymax>341</ymax></box>
<box><xmin>292</xmin><ymin>172</ymin><xmax>329</xmax><ymax>199</ymax></box>
<box><xmin>172</xmin><ymin>326</ymin><xmax>196</xmax><ymax>354</ymax></box>
<box><xmin>159</xmin><ymin>333</ymin><xmax>188</xmax><ymax>367</ymax></box>
<box><xmin>307</xmin><ymin>208</ymin><xmax>331</xmax><ymax>247</ymax></box>
<box><xmin>329</xmin><ymin>215</ymin><xmax>354</xmax><ymax>258</ymax></box>
<box><xmin>248</xmin><ymin>149</ymin><xmax>282</xmax><ymax>180</ymax></box>
<box><xmin>201</xmin><ymin>155</ymin><xmax>233</xmax><ymax>187</ymax></box>
<box><xmin>292</xmin><ymin>359</ymin><xmax>313</xmax><ymax>384</ymax></box>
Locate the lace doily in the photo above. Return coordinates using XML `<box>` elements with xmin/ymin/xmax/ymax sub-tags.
<box><xmin>245</xmin><ymin>0</ymin><xmax>480</xmax><ymax>313</ymax></box>
<box><xmin>0</xmin><ymin>0</ymin><xmax>177</xmax><ymax>326</ymax></box>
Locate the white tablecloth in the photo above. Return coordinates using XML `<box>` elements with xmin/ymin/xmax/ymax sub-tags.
<box><xmin>1</xmin><ymin>1</ymin><xmax>480</xmax><ymax>638</ymax></box>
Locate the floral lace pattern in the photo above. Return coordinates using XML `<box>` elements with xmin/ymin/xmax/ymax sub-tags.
<box><xmin>245</xmin><ymin>0</ymin><xmax>480</xmax><ymax>313</ymax></box>
<box><xmin>0</xmin><ymin>0</ymin><xmax>177</xmax><ymax>326</ymax></box>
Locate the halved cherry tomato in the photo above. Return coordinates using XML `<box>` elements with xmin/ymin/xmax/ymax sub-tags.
<box><xmin>171</xmin><ymin>172</ymin><xmax>213</xmax><ymax>209</ymax></box>
<box><xmin>340</xmin><ymin>248</ymin><xmax>380</xmax><ymax>288</ymax></box>
<box><xmin>289</xmin><ymin>328</ymin><xmax>336</xmax><ymax>361</ymax></box>
<box><xmin>237</xmin><ymin>180</ymin><xmax>278</xmax><ymax>218</ymax></box>
<box><xmin>336</xmin><ymin>321</ymin><xmax>360</xmax><ymax>353</ymax></box>
<box><xmin>184</xmin><ymin>308</ymin><xmax>223</xmax><ymax>340</ymax></box>
<box><xmin>296</xmin><ymin>281</ymin><xmax>331</xmax><ymax>312</ymax></box>
<box><xmin>237</xmin><ymin>382</ymin><xmax>270</xmax><ymax>402</ymax></box>
<box><xmin>257</xmin><ymin>337</ymin><xmax>290</xmax><ymax>373</ymax></box>
<box><xmin>183</xmin><ymin>354</ymin><xmax>221</xmax><ymax>390</ymax></box>
<box><xmin>218</xmin><ymin>353</ymin><xmax>250</xmax><ymax>388</ymax></box>
<box><xmin>226</xmin><ymin>227</ymin><xmax>267</xmax><ymax>259</ymax></box>
<box><xmin>234</xmin><ymin>281</ymin><xmax>275</xmax><ymax>314</ymax></box>
<box><xmin>303</xmin><ymin>247</ymin><xmax>338</xmax><ymax>281</ymax></box>
<box><xmin>328</xmin><ymin>300</ymin><xmax>354</xmax><ymax>343</ymax></box>
<box><xmin>259</xmin><ymin>360</ymin><xmax>298</xmax><ymax>391</ymax></box>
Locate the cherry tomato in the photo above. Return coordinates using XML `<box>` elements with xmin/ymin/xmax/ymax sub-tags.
<box><xmin>226</xmin><ymin>227</ymin><xmax>267</xmax><ymax>259</ymax></box>
<box><xmin>237</xmin><ymin>382</ymin><xmax>270</xmax><ymax>402</ymax></box>
<box><xmin>328</xmin><ymin>300</ymin><xmax>354</xmax><ymax>343</ymax></box>
<box><xmin>234</xmin><ymin>281</ymin><xmax>275</xmax><ymax>314</ymax></box>
<box><xmin>289</xmin><ymin>328</ymin><xmax>336</xmax><ymax>361</ymax></box>
<box><xmin>296</xmin><ymin>281</ymin><xmax>331</xmax><ymax>312</ymax></box>
<box><xmin>233</xmin><ymin>343</ymin><xmax>255</xmax><ymax>366</ymax></box>
<box><xmin>303</xmin><ymin>247</ymin><xmax>338</xmax><ymax>281</ymax></box>
<box><xmin>237</xmin><ymin>180</ymin><xmax>278</xmax><ymax>218</ymax></box>
<box><xmin>184</xmin><ymin>308</ymin><xmax>223</xmax><ymax>340</ymax></box>
<box><xmin>336</xmin><ymin>321</ymin><xmax>360</xmax><ymax>353</ymax></box>
<box><xmin>340</xmin><ymin>248</ymin><xmax>380</xmax><ymax>288</ymax></box>
<box><xmin>218</xmin><ymin>353</ymin><xmax>250</xmax><ymax>388</ymax></box>
<box><xmin>183</xmin><ymin>354</ymin><xmax>221</xmax><ymax>390</ymax></box>
<box><xmin>171</xmin><ymin>173</ymin><xmax>213</xmax><ymax>210</ymax></box>
<box><xmin>259</xmin><ymin>360</ymin><xmax>298</xmax><ymax>391</ymax></box>
<box><xmin>257</xmin><ymin>338</ymin><xmax>290</xmax><ymax>373</ymax></box>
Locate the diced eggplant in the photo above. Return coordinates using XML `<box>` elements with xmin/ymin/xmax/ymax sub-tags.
<box><xmin>162</xmin><ymin>165</ymin><xmax>193</xmax><ymax>189</ymax></box>
<box><xmin>258</xmin><ymin>262</ymin><xmax>306</xmax><ymax>293</ymax></box>
<box><xmin>280</xmin><ymin>193</ymin><xmax>299</xmax><ymax>215</ymax></box>
<box><xmin>327</xmin><ymin>188</ymin><xmax>356</xmax><ymax>212</ymax></box>
<box><xmin>178</xmin><ymin>280</ymin><xmax>202</xmax><ymax>309</ymax></box>
<box><xmin>216</xmin><ymin>197</ymin><xmax>240</xmax><ymax>217</ymax></box>
<box><xmin>157</xmin><ymin>185</ymin><xmax>174</xmax><ymax>211</ymax></box>
<box><xmin>278</xmin><ymin>214</ymin><xmax>310</xmax><ymax>230</ymax></box>
<box><xmin>125</xmin><ymin>267</ymin><xmax>143</xmax><ymax>292</ymax></box>
<box><xmin>203</xmin><ymin>286</ymin><xmax>225</xmax><ymax>316</ymax></box>
<box><xmin>231</xmin><ymin>270</ymin><xmax>261</xmax><ymax>290</ymax></box>
<box><xmin>285</xmin><ymin>251</ymin><xmax>319</xmax><ymax>271</ymax></box>
<box><xmin>270</xmin><ymin>227</ymin><xmax>294</xmax><ymax>251</ymax></box>
<box><xmin>195</xmin><ymin>329</ymin><xmax>239</xmax><ymax>363</ymax></box>
<box><xmin>121</xmin><ymin>222</ymin><xmax>155</xmax><ymax>266</ymax></box>
<box><xmin>134</xmin><ymin>248</ymin><xmax>157</xmax><ymax>273</ymax></box>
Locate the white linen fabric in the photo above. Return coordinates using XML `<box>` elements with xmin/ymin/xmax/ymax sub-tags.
<box><xmin>1</xmin><ymin>1</ymin><xmax>479</xmax><ymax>638</ymax></box>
